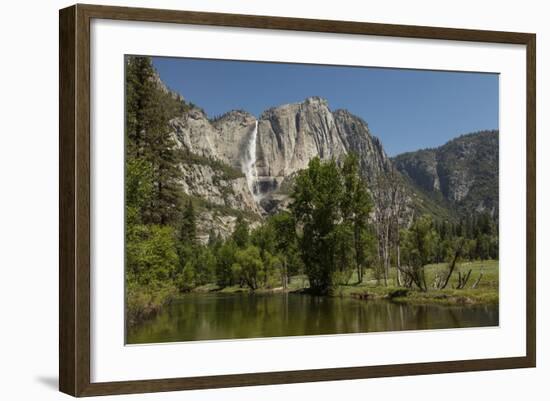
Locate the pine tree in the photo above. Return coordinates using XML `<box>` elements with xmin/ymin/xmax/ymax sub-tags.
<box><xmin>232</xmin><ymin>216</ymin><xmax>250</xmax><ymax>248</ymax></box>
<box><xmin>125</xmin><ymin>56</ymin><xmax>185</xmax><ymax>225</ymax></box>
<box><xmin>180</xmin><ymin>199</ymin><xmax>197</xmax><ymax>245</ymax></box>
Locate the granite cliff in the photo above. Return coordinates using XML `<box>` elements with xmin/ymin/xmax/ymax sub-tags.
<box><xmin>393</xmin><ymin>130</ymin><xmax>499</xmax><ymax>216</ymax></box>
<box><xmin>153</xmin><ymin>69</ymin><xmax>497</xmax><ymax>240</ymax></box>
<box><xmin>170</xmin><ymin>96</ymin><xmax>393</xmax><ymax>217</ymax></box>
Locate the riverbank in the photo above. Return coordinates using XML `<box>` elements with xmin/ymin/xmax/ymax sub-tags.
<box><xmin>337</xmin><ymin>260</ymin><xmax>498</xmax><ymax>306</ymax></box>
<box><xmin>128</xmin><ymin>283</ymin><xmax>499</xmax><ymax>344</ymax></box>
<box><xmin>188</xmin><ymin>260</ymin><xmax>499</xmax><ymax>307</ymax></box>
<box><xmin>342</xmin><ymin>286</ymin><xmax>498</xmax><ymax>306</ymax></box>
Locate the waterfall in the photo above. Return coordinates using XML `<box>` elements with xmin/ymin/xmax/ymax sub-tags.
<box><xmin>243</xmin><ymin>120</ymin><xmax>259</xmax><ymax>199</ymax></box>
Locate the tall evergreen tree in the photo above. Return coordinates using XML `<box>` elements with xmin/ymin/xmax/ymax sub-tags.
<box><xmin>232</xmin><ymin>215</ymin><xmax>250</xmax><ymax>248</ymax></box>
<box><xmin>125</xmin><ymin>56</ymin><xmax>185</xmax><ymax>225</ymax></box>
<box><xmin>180</xmin><ymin>199</ymin><xmax>197</xmax><ymax>245</ymax></box>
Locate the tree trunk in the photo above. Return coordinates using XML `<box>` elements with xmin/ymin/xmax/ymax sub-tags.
<box><xmin>396</xmin><ymin>240</ymin><xmax>402</xmax><ymax>286</ymax></box>
<box><xmin>383</xmin><ymin>225</ymin><xmax>390</xmax><ymax>287</ymax></box>
<box><xmin>440</xmin><ymin>240</ymin><xmax>464</xmax><ymax>289</ymax></box>
<box><xmin>420</xmin><ymin>269</ymin><xmax>428</xmax><ymax>292</ymax></box>
<box><xmin>471</xmin><ymin>272</ymin><xmax>483</xmax><ymax>289</ymax></box>
<box><xmin>456</xmin><ymin>270</ymin><xmax>472</xmax><ymax>289</ymax></box>
<box><xmin>282</xmin><ymin>261</ymin><xmax>288</xmax><ymax>290</ymax></box>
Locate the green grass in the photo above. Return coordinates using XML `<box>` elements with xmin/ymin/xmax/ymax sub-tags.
<box><xmin>193</xmin><ymin>274</ymin><xmax>310</xmax><ymax>294</ymax></box>
<box><xmin>190</xmin><ymin>260</ymin><xmax>498</xmax><ymax>306</ymax></box>
<box><xmin>392</xmin><ymin>287</ymin><xmax>499</xmax><ymax>306</ymax></box>
<box><xmin>336</xmin><ymin>260</ymin><xmax>498</xmax><ymax>305</ymax></box>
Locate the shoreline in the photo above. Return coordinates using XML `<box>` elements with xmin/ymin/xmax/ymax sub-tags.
<box><xmin>187</xmin><ymin>283</ymin><xmax>498</xmax><ymax>307</ymax></box>
<box><xmin>129</xmin><ymin>260</ymin><xmax>499</xmax><ymax>328</ymax></box>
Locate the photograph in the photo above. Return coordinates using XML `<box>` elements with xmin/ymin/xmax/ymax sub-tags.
<box><xmin>124</xmin><ymin>55</ymin><xmax>499</xmax><ymax>344</ymax></box>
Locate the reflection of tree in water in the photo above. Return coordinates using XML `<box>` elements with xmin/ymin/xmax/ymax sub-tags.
<box><xmin>127</xmin><ymin>294</ymin><xmax>499</xmax><ymax>344</ymax></box>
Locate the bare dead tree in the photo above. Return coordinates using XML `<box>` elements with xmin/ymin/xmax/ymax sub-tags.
<box><xmin>372</xmin><ymin>175</ymin><xmax>392</xmax><ymax>287</ymax></box>
<box><xmin>455</xmin><ymin>270</ymin><xmax>472</xmax><ymax>289</ymax></box>
<box><xmin>389</xmin><ymin>173</ymin><xmax>408</xmax><ymax>287</ymax></box>
<box><xmin>437</xmin><ymin>239</ymin><xmax>465</xmax><ymax>290</ymax></box>
<box><xmin>372</xmin><ymin>168</ymin><xmax>408</xmax><ymax>287</ymax></box>
<box><xmin>471</xmin><ymin>268</ymin><xmax>484</xmax><ymax>289</ymax></box>
<box><xmin>471</xmin><ymin>273</ymin><xmax>483</xmax><ymax>289</ymax></box>
<box><xmin>397</xmin><ymin>263</ymin><xmax>428</xmax><ymax>292</ymax></box>
<box><xmin>400</xmin><ymin>270</ymin><xmax>414</xmax><ymax>288</ymax></box>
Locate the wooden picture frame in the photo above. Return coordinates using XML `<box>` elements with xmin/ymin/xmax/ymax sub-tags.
<box><xmin>59</xmin><ymin>3</ymin><xmax>536</xmax><ymax>397</ymax></box>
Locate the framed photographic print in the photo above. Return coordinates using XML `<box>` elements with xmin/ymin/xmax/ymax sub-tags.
<box><xmin>59</xmin><ymin>4</ymin><xmax>536</xmax><ymax>397</ymax></box>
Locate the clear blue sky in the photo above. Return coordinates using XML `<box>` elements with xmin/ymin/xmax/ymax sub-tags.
<box><xmin>152</xmin><ymin>57</ymin><xmax>498</xmax><ymax>156</ymax></box>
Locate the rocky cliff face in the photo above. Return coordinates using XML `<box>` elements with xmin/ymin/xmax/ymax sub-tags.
<box><xmin>171</xmin><ymin>96</ymin><xmax>393</xmax><ymax>217</ymax></box>
<box><xmin>333</xmin><ymin>109</ymin><xmax>392</xmax><ymax>180</ymax></box>
<box><xmin>170</xmin><ymin>108</ymin><xmax>257</xmax><ymax>162</ymax></box>
<box><xmin>254</xmin><ymin>97</ymin><xmax>392</xmax><ymax>209</ymax></box>
<box><xmin>257</xmin><ymin>97</ymin><xmax>347</xmax><ymax>180</ymax></box>
<box><xmin>158</xmin><ymin>60</ymin><xmax>497</xmax><ymax>240</ymax></box>
<box><xmin>168</xmin><ymin>106</ymin><xmax>263</xmax><ymax>240</ymax></box>
<box><xmin>393</xmin><ymin>130</ymin><xmax>499</xmax><ymax>216</ymax></box>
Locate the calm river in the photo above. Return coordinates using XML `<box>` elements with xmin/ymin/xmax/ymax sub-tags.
<box><xmin>127</xmin><ymin>293</ymin><xmax>498</xmax><ymax>344</ymax></box>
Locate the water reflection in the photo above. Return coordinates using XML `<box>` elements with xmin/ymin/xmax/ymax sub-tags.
<box><xmin>127</xmin><ymin>293</ymin><xmax>499</xmax><ymax>344</ymax></box>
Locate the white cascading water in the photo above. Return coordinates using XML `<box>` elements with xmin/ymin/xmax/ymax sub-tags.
<box><xmin>242</xmin><ymin>120</ymin><xmax>259</xmax><ymax>200</ymax></box>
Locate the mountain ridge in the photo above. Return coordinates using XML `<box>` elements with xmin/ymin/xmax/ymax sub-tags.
<box><xmin>151</xmin><ymin>68</ymin><xmax>498</xmax><ymax>240</ymax></box>
<box><xmin>393</xmin><ymin>130</ymin><xmax>499</xmax><ymax>218</ymax></box>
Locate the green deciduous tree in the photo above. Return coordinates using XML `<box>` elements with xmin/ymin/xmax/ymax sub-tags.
<box><xmin>232</xmin><ymin>245</ymin><xmax>263</xmax><ymax>290</ymax></box>
<box><xmin>215</xmin><ymin>240</ymin><xmax>237</xmax><ymax>288</ymax></box>
<box><xmin>291</xmin><ymin>157</ymin><xmax>344</xmax><ymax>294</ymax></box>
<box><xmin>400</xmin><ymin>215</ymin><xmax>438</xmax><ymax>291</ymax></box>
<box><xmin>268</xmin><ymin>212</ymin><xmax>302</xmax><ymax>287</ymax></box>
<box><xmin>193</xmin><ymin>246</ymin><xmax>216</xmax><ymax>286</ymax></box>
<box><xmin>341</xmin><ymin>153</ymin><xmax>373</xmax><ymax>283</ymax></box>
<box><xmin>177</xmin><ymin>261</ymin><xmax>196</xmax><ymax>292</ymax></box>
<box><xmin>126</xmin><ymin>224</ymin><xmax>179</xmax><ymax>284</ymax></box>
<box><xmin>125</xmin><ymin>224</ymin><xmax>179</xmax><ymax>325</ymax></box>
